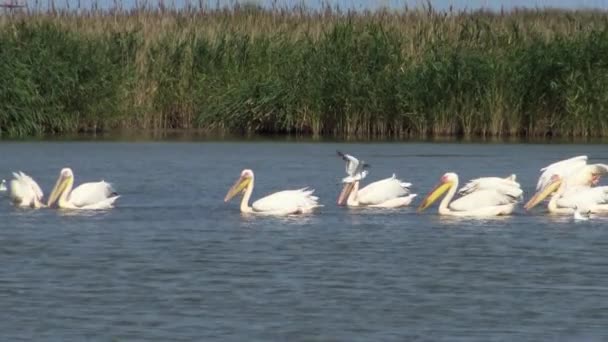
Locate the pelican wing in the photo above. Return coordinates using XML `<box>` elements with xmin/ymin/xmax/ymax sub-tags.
<box><xmin>357</xmin><ymin>175</ymin><xmax>411</xmax><ymax>205</ymax></box>
<box><xmin>450</xmin><ymin>189</ymin><xmax>521</xmax><ymax>211</ymax></box>
<box><xmin>451</xmin><ymin>175</ymin><xmax>522</xmax><ymax>212</ymax></box>
<box><xmin>537</xmin><ymin>155</ymin><xmax>588</xmax><ymax>190</ymax></box>
<box><xmin>69</xmin><ymin>181</ymin><xmax>117</xmax><ymax>207</ymax></box>
<box><xmin>252</xmin><ymin>188</ymin><xmax>319</xmax><ymax>213</ymax></box>
<box><xmin>458</xmin><ymin>176</ymin><xmax>520</xmax><ymax>196</ymax></box>
<box><xmin>9</xmin><ymin>171</ymin><xmax>43</xmax><ymax>206</ymax></box>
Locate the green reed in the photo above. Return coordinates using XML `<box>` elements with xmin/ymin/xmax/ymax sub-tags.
<box><xmin>1</xmin><ymin>4</ymin><xmax>608</xmax><ymax>138</ymax></box>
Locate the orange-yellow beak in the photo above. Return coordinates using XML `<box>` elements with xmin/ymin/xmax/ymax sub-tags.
<box><xmin>224</xmin><ymin>175</ymin><xmax>250</xmax><ymax>202</ymax></box>
<box><xmin>417</xmin><ymin>180</ymin><xmax>453</xmax><ymax>212</ymax></box>
<box><xmin>524</xmin><ymin>178</ymin><xmax>562</xmax><ymax>210</ymax></box>
<box><xmin>337</xmin><ymin>182</ymin><xmax>354</xmax><ymax>205</ymax></box>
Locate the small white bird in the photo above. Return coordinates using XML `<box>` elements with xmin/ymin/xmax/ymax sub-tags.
<box><xmin>0</xmin><ymin>179</ymin><xmax>6</xmax><ymax>192</ymax></box>
<box><xmin>573</xmin><ymin>206</ymin><xmax>591</xmax><ymax>221</ymax></box>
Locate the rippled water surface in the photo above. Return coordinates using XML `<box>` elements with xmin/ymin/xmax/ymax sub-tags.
<box><xmin>1</xmin><ymin>141</ymin><xmax>607</xmax><ymax>341</ymax></box>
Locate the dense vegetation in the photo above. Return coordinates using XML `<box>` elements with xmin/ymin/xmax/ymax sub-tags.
<box><xmin>1</xmin><ymin>4</ymin><xmax>608</xmax><ymax>138</ymax></box>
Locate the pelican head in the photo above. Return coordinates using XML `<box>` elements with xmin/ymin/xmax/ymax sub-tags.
<box><xmin>224</xmin><ymin>169</ymin><xmax>253</xmax><ymax>202</ymax></box>
<box><xmin>47</xmin><ymin>168</ymin><xmax>75</xmax><ymax>206</ymax></box>
<box><xmin>417</xmin><ymin>172</ymin><xmax>457</xmax><ymax>212</ymax></box>
<box><xmin>524</xmin><ymin>174</ymin><xmax>562</xmax><ymax>210</ymax></box>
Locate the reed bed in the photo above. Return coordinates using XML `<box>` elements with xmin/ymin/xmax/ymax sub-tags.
<box><xmin>1</xmin><ymin>3</ymin><xmax>608</xmax><ymax>138</ymax></box>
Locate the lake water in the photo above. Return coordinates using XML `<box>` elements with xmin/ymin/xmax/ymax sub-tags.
<box><xmin>1</xmin><ymin>141</ymin><xmax>607</xmax><ymax>341</ymax></box>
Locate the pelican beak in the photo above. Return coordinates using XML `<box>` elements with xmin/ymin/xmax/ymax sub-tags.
<box><xmin>417</xmin><ymin>180</ymin><xmax>453</xmax><ymax>212</ymax></box>
<box><xmin>337</xmin><ymin>182</ymin><xmax>354</xmax><ymax>205</ymax></box>
<box><xmin>524</xmin><ymin>178</ymin><xmax>562</xmax><ymax>210</ymax></box>
<box><xmin>224</xmin><ymin>175</ymin><xmax>250</xmax><ymax>202</ymax></box>
<box><xmin>47</xmin><ymin>173</ymin><xmax>72</xmax><ymax>207</ymax></box>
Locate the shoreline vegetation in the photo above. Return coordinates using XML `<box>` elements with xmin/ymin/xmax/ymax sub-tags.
<box><xmin>2</xmin><ymin>3</ymin><xmax>608</xmax><ymax>138</ymax></box>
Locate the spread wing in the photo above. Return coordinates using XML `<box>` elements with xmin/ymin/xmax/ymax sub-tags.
<box><xmin>337</xmin><ymin>151</ymin><xmax>369</xmax><ymax>177</ymax></box>
<box><xmin>537</xmin><ymin>155</ymin><xmax>588</xmax><ymax>190</ymax></box>
<box><xmin>9</xmin><ymin>171</ymin><xmax>43</xmax><ymax>205</ymax></box>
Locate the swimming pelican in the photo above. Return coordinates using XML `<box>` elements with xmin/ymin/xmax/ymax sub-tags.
<box><xmin>417</xmin><ymin>173</ymin><xmax>523</xmax><ymax>216</ymax></box>
<box><xmin>525</xmin><ymin>156</ymin><xmax>608</xmax><ymax>213</ymax></box>
<box><xmin>525</xmin><ymin>174</ymin><xmax>608</xmax><ymax>214</ymax></box>
<box><xmin>224</xmin><ymin>169</ymin><xmax>321</xmax><ymax>215</ymax></box>
<box><xmin>0</xmin><ymin>179</ymin><xmax>6</xmax><ymax>192</ymax></box>
<box><xmin>8</xmin><ymin>171</ymin><xmax>45</xmax><ymax>208</ymax></box>
<box><xmin>336</xmin><ymin>151</ymin><xmax>416</xmax><ymax>208</ymax></box>
<box><xmin>47</xmin><ymin>168</ymin><xmax>119</xmax><ymax>210</ymax></box>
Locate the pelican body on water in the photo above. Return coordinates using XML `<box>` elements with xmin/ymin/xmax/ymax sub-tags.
<box><xmin>525</xmin><ymin>155</ymin><xmax>608</xmax><ymax>214</ymax></box>
<box><xmin>417</xmin><ymin>173</ymin><xmax>523</xmax><ymax>217</ymax></box>
<box><xmin>224</xmin><ymin>169</ymin><xmax>321</xmax><ymax>216</ymax></box>
<box><xmin>5</xmin><ymin>153</ymin><xmax>608</xmax><ymax>219</ymax></box>
<box><xmin>336</xmin><ymin>151</ymin><xmax>417</xmax><ymax>208</ymax></box>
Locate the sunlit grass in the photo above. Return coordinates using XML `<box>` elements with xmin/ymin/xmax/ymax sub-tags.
<box><xmin>1</xmin><ymin>3</ymin><xmax>608</xmax><ymax>138</ymax></box>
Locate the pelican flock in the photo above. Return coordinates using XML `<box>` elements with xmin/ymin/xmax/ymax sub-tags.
<box><xmin>525</xmin><ymin>155</ymin><xmax>608</xmax><ymax>214</ymax></box>
<box><xmin>4</xmin><ymin>168</ymin><xmax>119</xmax><ymax>210</ymax></box>
<box><xmin>5</xmin><ymin>153</ymin><xmax>608</xmax><ymax>220</ymax></box>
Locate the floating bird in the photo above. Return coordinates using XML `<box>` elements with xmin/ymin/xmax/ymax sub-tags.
<box><xmin>418</xmin><ymin>173</ymin><xmax>523</xmax><ymax>217</ymax></box>
<box><xmin>525</xmin><ymin>156</ymin><xmax>608</xmax><ymax>214</ymax></box>
<box><xmin>224</xmin><ymin>169</ymin><xmax>321</xmax><ymax>215</ymax></box>
<box><xmin>573</xmin><ymin>206</ymin><xmax>591</xmax><ymax>221</ymax></box>
<box><xmin>336</xmin><ymin>151</ymin><xmax>416</xmax><ymax>208</ymax></box>
<box><xmin>337</xmin><ymin>151</ymin><xmax>370</xmax><ymax>182</ymax></box>
<box><xmin>9</xmin><ymin>171</ymin><xmax>45</xmax><ymax>208</ymax></box>
<box><xmin>47</xmin><ymin>168</ymin><xmax>119</xmax><ymax>210</ymax></box>
<box><xmin>0</xmin><ymin>179</ymin><xmax>6</xmax><ymax>192</ymax></box>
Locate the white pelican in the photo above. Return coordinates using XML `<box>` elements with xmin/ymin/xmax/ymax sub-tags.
<box><xmin>0</xmin><ymin>179</ymin><xmax>6</xmax><ymax>192</ymax></box>
<box><xmin>224</xmin><ymin>169</ymin><xmax>321</xmax><ymax>215</ymax></box>
<box><xmin>336</xmin><ymin>151</ymin><xmax>416</xmax><ymax>208</ymax></box>
<box><xmin>525</xmin><ymin>156</ymin><xmax>608</xmax><ymax>214</ymax></box>
<box><xmin>417</xmin><ymin>173</ymin><xmax>523</xmax><ymax>216</ymax></box>
<box><xmin>9</xmin><ymin>171</ymin><xmax>45</xmax><ymax>208</ymax></box>
<box><xmin>525</xmin><ymin>174</ymin><xmax>608</xmax><ymax>214</ymax></box>
<box><xmin>47</xmin><ymin>168</ymin><xmax>119</xmax><ymax>210</ymax></box>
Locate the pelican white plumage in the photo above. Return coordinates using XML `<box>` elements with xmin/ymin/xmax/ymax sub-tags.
<box><xmin>525</xmin><ymin>156</ymin><xmax>608</xmax><ymax>214</ymax></box>
<box><xmin>417</xmin><ymin>173</ymin><xmax>523</xmax><ymax>216</ymax></box>
<box><xmin>224</xmin><ymin>169</ymin><xmax>321</xmax><ymax>215</ymax></box>
<box><xmin>0</xmin><ymin>179</ymin><xmax>6</xmax><ymax>192</ymax></box>
<box><xmin>525</xmin><ymin>174</ymin><xmax>608</xmax><ymax>214</ymax></box>
<box><xmin>9</xmin><ymin>171</ymin><xmax>45</xmax><ymax>208</ymax></box>
<box><xmin>47</xmin><ymin>168</ymin><xmax>119</xmax><ymax>210</ymax></box>
<box><xmin>336</xmin><ymin>151</ymin><xmax>416</xmax><ymax>208</ymax></box>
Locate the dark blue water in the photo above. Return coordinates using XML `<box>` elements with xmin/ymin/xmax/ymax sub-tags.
<box><xmin>1</xmin><ymin>141</ymin><xmax>607</xmax><ymax>341</ymax></box>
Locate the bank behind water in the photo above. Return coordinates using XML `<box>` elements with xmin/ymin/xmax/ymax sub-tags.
<box><xmin>1</xmin><ymin>6</ymin><xmax>608</xmax><ymax>138</ymax></box>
